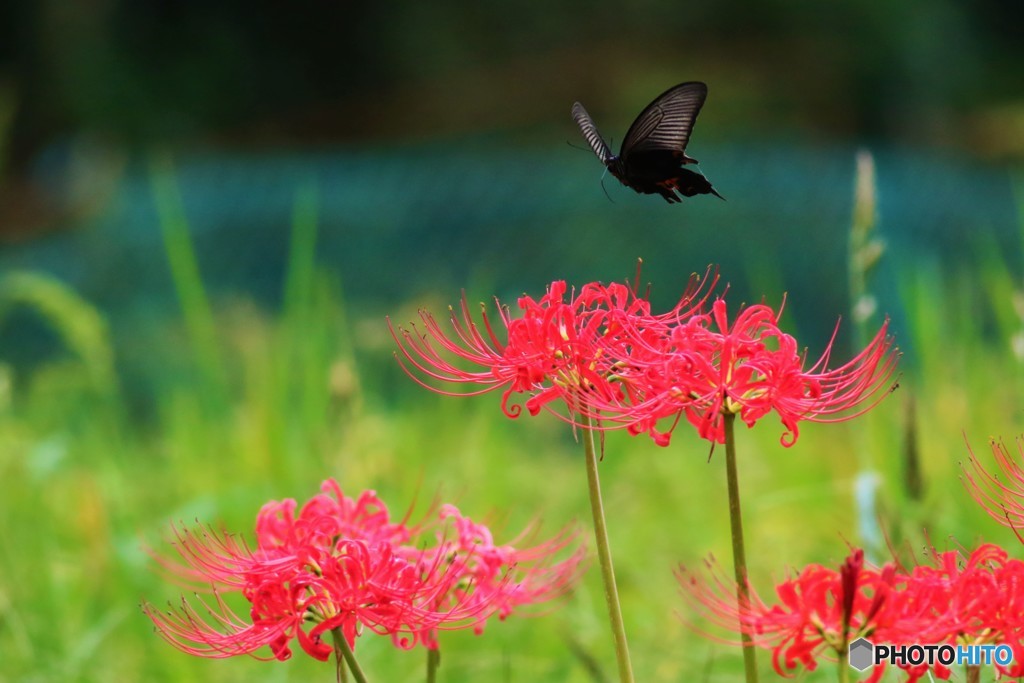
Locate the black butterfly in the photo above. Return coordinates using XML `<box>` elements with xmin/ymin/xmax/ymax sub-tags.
<box><xmin>572</xmin><ymin>81</ymin><xmax>723</xmax><ymax>203</ymax></box>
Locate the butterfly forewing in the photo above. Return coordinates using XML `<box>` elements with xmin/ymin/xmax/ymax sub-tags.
<box><xmin>571</xmin><ymin>102</ymin><xmax>613</xmax><ymax>164</ymax></box>
<box><xmin>619</xmin><ymin>82</ymin><xmax>707</xmax><ymax>160</ymax></box>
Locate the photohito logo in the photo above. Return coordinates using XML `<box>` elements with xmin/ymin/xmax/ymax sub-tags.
<box><xmin>848</xmin><ymin>638</ymin><xmax>1014</xmax><ymax>671</ymax></box>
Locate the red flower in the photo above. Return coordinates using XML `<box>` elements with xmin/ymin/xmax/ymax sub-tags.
<box><xmin>143</xmin><ymin>480</ymin><xmax>583</xmax><ymax>662</ymax></box>
<box><xmin>400</xmin><ymin>504</ymin><xmax>586</xmax><ymax>647</ymax></box>
<box><xmin>605</xmin><ymin>298</ymin><xmax>898</xmax><ymax>446</ymax></box>
<box><xmin>388</xmin><ymin>269</ymin><xmax>716</xmax><ymax>425</ymax></box>
<box><xmin>678</xmin><ymin>549</ymin><xmax>898</xmax><ymax>679</ymax></box>
<box><xmin>144</xmin><ymin>502</ymin><xmax>467</xmax><ymax>660</ymax></box>
<box><xmin>254</xmin><ymin>481</ymin><xmax>415</xmax><ymax>556</ymax></box>
<box><xmin>679</xmin><ymin>544</ymin><xmax>1024</xmax><ymax>682</ymax></box>
<box><xmin>390</xmin><ymin>271</ymin><xmax>896</xmax><ymax>447</ymax></box>
<box><xmin>896</xmin><ymin>543</ymin><xmax>1024</xmax><ymax>679</ymax></box>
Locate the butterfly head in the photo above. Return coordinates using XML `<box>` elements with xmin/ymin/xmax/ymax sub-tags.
<box><xmin>606</xmin><ymin>155</ymin><xmax>627</xmax><ymax>180</ymax></box>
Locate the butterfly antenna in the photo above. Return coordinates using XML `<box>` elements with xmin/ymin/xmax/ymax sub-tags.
<box><xmin>599</xmin><ymin>168</ymin><xmax>615</xmax><ymax>204</ymax></box>
<box><xmin>566</xmin><ymin>140</ymin><xmax>591</xmax><ymax>153</ymax></box>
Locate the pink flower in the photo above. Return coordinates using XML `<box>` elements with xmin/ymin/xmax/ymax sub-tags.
<box><xmin>143</xmin><ymin>480</ymin><xmax>583</xmax><ymax>662</ymax></box>
<box><xmin>606</xmin><ymin>299</ymin><xmax>898</xmax><ymax>446</ymax></box>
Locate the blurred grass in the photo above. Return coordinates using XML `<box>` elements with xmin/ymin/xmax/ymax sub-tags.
<box><xmin>1</xmin><ymin>164</ymin><xmax>1023</xmax><ymax>683</ymax></box>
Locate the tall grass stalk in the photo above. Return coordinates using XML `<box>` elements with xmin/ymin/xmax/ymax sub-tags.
<box><xmin>0</xmin><ymin>271</ymin><xmax>117</xmax><ymax>395</ymax></box>
<box><xmin>847</xmin><ymin>150</ymin><xmax>888</xmax><ymax>557</ymax></box>
<box><xmin>150</xmin><ymin>153</ymin><xmax>228</xmax><ymax>409</ymax></box>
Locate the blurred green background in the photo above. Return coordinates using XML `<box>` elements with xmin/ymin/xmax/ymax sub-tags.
<box><xmin>0</xmin><ymin>1</ymin><xmax>1023</xmax><ymax>682</ymax></box>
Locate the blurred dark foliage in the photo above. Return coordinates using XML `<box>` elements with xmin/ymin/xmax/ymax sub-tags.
<box><xmin>0</xmin><ymin>0</ymin><xmax>1020</xmax><ymax>244</ymax></box>
<box><xmin>0</xmin><ymin>0</ymin><xmax>1022</xmax><ymax>159</ymax></box>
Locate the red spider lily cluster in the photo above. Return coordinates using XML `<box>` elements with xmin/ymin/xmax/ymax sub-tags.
<box><xmin>679</xmin><ymin>544</ymin><xmax>1024</xmax><ymax>682</ymax></box>
<box><xmin>143</xmin><ymin>480</ymin><xmax>584</xmax><ymax>662</ymax></box>
<box><xmin>390</xmin><ymin>269</ymin><xmax>898</xmax><ymax>447</ymax></box>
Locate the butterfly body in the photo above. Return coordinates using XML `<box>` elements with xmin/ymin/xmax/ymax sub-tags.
<box><xmin>572</xmin><ymin>81</ymin><xmax>723</xmax><ymax>203</ymax></box>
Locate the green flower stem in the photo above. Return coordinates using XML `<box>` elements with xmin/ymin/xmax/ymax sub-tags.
<box><xmin>581</xmin><ymin>414</ymin><xmax>635</xmax><ymax>683</ymax></box>
<box><xmin>331</xmin><ymin>627</ymin><xmax>368</xmax><ymax>683</ymax></box>
<box><xmin>426</xmin><ymin>647</ymin><xmax>441</xmax><ymax>683</ymax></box>
<box><xmin>724</xmin><ymin>412</ymin><xmax>760</xmax><ymax>683</ymax></box>
<box><xmin>837</xmin><ymin>649</ymin><xmax>850</xmax><ymax>683</ymax></box>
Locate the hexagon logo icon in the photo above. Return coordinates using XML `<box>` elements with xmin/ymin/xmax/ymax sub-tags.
<box><xmin>849</xmin><ymin>638</ymin><xmax>874</xmax><ymax>671</ymax></box>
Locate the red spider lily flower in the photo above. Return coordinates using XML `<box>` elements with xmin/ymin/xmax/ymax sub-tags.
<box><xmin>388</xmin><ymin>269</ymin><xmax>717</xmax><ymax>425</ymax></box>
<box><xmin>677</xmin><ymin>549</ymin><xmax>900</xmax><ymax>680</ymax></box>
<box><xmin>679</xmin><ymin>544</ymin><xmax>1024</xmax><ymax>683</ymax></box>
<box><xmin>144</xmin><ymin>529</ymin><xmax>469</xmax><ymax>660</ymax></box>
<box><xmin>407</xmin><ymin>504</ymin><xmax>586</xmax><ymax>645</ymax></box>
<box><xmin>143</xmin><ymin>480</ymin><xmax>583</xmax><ymax>662</ymax></box>
<box><xmin>144</xmin><ymin>517</ymin><xmax>473</xmax><ymax>660</ymax></box>
<box><xmin>605</xmin><ymin>298</ymin><xmax>898</xmax><ymax>446</ymax></box>
<box><xmin>963</xmin><ymin>437</ymin><xmax>1024</xmax><ymax>534</ymax></box>
<box><xmin>254</xmin><ymin>481</ymin><xmax>416</xmax><ymax>556</ymax></box>
<box><xmin>896</xmin><ymin>543</ymin><xmax>1024</xmax><ymax>680</ymax></box>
